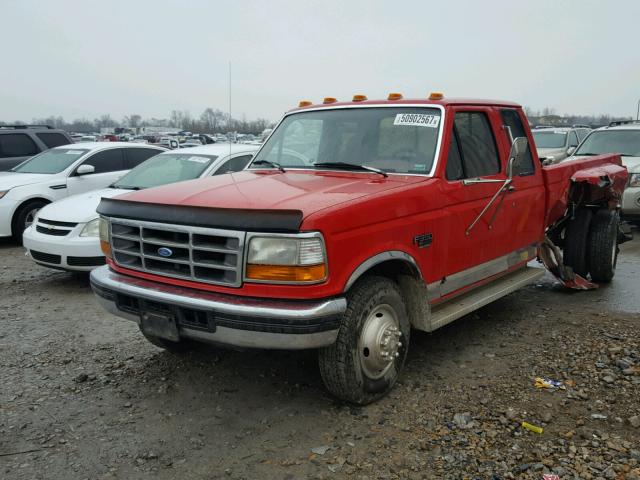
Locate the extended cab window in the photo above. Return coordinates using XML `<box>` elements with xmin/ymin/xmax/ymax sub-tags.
<box><xmin>500</xmin><ymin>109</ymin><xmax>535</xmax><ymax>175</ymax></box>
<box><xmin>446</xmin><ymin>112</ymin><xmax>500</xmax><ymax>179</ymax></box>
<box><xmin>253</xmin><ymin>107</ymin><xmax>442</xmax><ymax>175</ymax></box>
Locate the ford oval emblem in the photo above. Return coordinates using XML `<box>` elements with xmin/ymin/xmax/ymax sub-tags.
<box><xmin>157</xmin><ymin>247</ymin><xmax>173</xmax><ymax>258</ymax></box>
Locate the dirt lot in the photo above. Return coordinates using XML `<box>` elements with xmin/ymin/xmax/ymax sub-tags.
<box><xmin>1</xmin><ymin>234</ymin><xmax>639</xmax><ymax>480</ymax></box>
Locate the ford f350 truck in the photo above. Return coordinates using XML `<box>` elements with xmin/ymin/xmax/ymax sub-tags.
<box><xmin>90</xmin><ymin>94</ymin><xmax>628</xmax><ymax>404</ymax></box>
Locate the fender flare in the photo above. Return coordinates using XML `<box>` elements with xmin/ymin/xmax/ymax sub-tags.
<box><xmin>343</xmin><ymin>250</ymin><xmax>423</xmax><ymax>292</ymax></box>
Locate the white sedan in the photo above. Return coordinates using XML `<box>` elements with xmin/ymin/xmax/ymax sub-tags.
<box><xmin>23</xmin><ymin>144</ymin><xmax>258</xmax><ymax>271</ymax></box>
<box><xmin>0</xmin><ymin>142</ymin><xmax>165</xmax><ymax>241</ymax></box>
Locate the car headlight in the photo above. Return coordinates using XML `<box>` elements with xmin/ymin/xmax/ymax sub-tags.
<box><xmin>98</xmin><ymin>217</ymin><xmax>112</xmax><ymax>258</ymax></box>
<box><xmin>80</xmin><ymin>218</ymin><xmax>100</xmax><ymax>237</ymax></box>
<box><xmin>629</xmin><ymin>173</ymin><xmax>640</xmax><ymax>188</ymax></box>
<box><xmin>0</xmin><ymin>189</ymin><xmax>9</xmax><ymax>200</ymax></box>
<box><xmin>245</xmin><ymin>234</ymin><xmax>327</xmax><ymax>283</ymax></box>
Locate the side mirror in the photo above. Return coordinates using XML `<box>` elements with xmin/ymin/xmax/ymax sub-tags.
<box><xmin>169</xmin><ymin>140</ymin><xmax>179</xmax><ymax>149</ymax></box>
<box><xmin>506</xmin><ymin>137</ymin><xmax>528</xmax><ymax>179</ymax></box>
<box><xmin>76</xmin><ymin>164</ymin><xmax>95</xmax><ymax>176</ymax></box>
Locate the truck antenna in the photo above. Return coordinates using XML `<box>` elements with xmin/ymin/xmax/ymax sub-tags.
<box><xmin>228</xmin><ymin>60</ymin><xmax>232</xmax><ymax>156</ymax></box>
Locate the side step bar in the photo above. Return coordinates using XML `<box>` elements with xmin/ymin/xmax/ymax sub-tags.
<box><xmin>429</xmin><ymin>266</ymin><xmax>545</xmax><ymax>331</ymax></box>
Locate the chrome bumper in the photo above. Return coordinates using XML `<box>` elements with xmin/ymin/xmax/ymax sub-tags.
<box><xmin>90</xmin><ymin>265</ymin><xmax>346</xmax><ymax>350</ymax></box>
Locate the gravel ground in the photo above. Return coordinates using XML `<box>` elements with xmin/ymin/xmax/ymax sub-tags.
<box><xmin>1</xmin><ymin>234</ymin><xmax>639</xmax><ymax>480</ymax></box>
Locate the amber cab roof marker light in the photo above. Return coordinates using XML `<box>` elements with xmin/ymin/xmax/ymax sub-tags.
<box><xmin>298</xmin><ymin>100</ymin><xmax>313</xmax><ymax>108</ymax></box>
<box><xmin>429</xmin><ymin>92</ymin><xmax>444</xmax><ymax>100</ymax></box>
<box><xmin>352</xmin><ymin>94</ymin><xmax>367</xmax><ymax>102</ymax></box>
<box><xmin>323</xmin><ymin>97</ymin><xmax>337</xmax><ymax>104</ymax></box>
<box><xmin>387</xmin><ymin>93</ymin><xmax>403</xmax><ymax>101</ymax></box>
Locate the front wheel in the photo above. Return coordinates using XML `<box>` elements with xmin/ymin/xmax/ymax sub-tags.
<box><xmin>588</xmin><ymin>209</ymin><xmax>619</xmax><ymax>283</ymax></box>
<box><xmin>318</xmin><ymin>276</ymin><xmax>410</xmax><ymax>405</ymax></box>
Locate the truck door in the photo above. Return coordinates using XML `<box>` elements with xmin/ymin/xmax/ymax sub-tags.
<box><xmin>498</xmin><ymin>108</ymin><xmax>546</xmax><ymax>251</ymax></box>
<box><xmin>435</xmin><ymin>108</ymin><xmax>517</xmax><ymax>297</ymax></box>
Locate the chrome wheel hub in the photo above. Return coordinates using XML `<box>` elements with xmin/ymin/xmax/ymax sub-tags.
<box><xmin>358</xmin><ymin>304</ymin><xmax>402</xmax><ymax>379</ymax></box>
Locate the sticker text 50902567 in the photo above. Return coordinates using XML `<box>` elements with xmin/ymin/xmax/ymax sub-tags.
<box><xmin>393</xmin><ymin>113</ymin><xmax>440</xmax><ymax>128</ymax></box>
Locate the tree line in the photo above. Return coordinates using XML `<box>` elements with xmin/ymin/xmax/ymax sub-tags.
<box><xmin>524</xmin><ymin>107</ymin><xmax>632</xmax><ymax>127</ymax></box>
<box><xmin>0</xmin><ymin>108</ymin><xmax>274</xmax><ymax>134</ymax></box>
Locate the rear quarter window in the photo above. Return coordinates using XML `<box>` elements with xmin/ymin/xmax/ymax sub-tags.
<box><xmin>36</xmin><ymin>132</ymin><xmax>71</xmax><ymax>148</ymax></box>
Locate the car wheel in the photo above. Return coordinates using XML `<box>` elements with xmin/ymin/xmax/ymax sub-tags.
<box><xmin>563</xmin><ymin>208</ymin><xmax>593</xmax><ymax>277</ymax></box>
<box><xmin>12</xmin><ymin>200</ymin><xmax>48</xmax><ymax>243</ymax></box>
<box><xmin>588</xmin><ymin>209</ymin><xmax>619</xmax><ymax>283</ymax></box>
<box><xmin>318</xmin><ymin>276</ymin><xmax>410</xmax><ymax>405</ymax></box>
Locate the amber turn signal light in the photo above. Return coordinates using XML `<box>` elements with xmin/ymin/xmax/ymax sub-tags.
<box><xmin>246</xmin><ymin>264</ymin><xmax>326</xmax><ymax>282</ymax></box>
<box><xmin>323</xmin><ymin>97</ymin><xmax>337</xmax><ymax>104</ymax></box>
<box><xmin>387</xmin><ymin>92</ymin><xmax>403</xmax><ymax>100</ymax></box>
<box><xmin>429</xmin><ymin>92</ymin><xmax>444</xmax><ymax>100</ymax></box>
<box><xmin>100</xmin><ymin>240</ymin><xmax>112</xmax><ymax>259</ymax></box>
<box><xmin>352</xmin><ymin>94</ymin><xmax>367</xmax><ymax>102</ymax></box>
<box><xmin>298</xmin><ymin>100</ymin><xmax>313</xmax><ymax>107</ymax></box>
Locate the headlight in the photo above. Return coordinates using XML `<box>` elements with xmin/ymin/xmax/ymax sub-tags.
<box><xmin>98</xmin><ymin>217</ymin><xmax>112</xmax><ymax>258</ymax></box>
<box><xmin>0</xmin><ymin>190</ymin><xmax>9</xmax><ymax>199</ymax></box>
<box><xmin>80</xmin><ymin>218</ymin><xmax>100</xmax><ymax>237</ymax></box>
<box><xmin>245</xmin><ymin>234</ymin><xmax>327</xmax><ymax>283</ymax></box>
<box><xmin>629</xmin><ymin>173</ymin><xmax>640</xmax><ymax>188</ymax></box>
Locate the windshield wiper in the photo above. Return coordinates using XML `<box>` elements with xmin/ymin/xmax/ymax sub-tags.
<box><xmin>110</xmin><ymin>184</ymin><xmax>141</xmax><ymax>190</ymax></box>
<box><xmin>251</xmin><ymin>159</ymin><xmax>286</xmax><ymax>172</ymax></box>
<box><xmin>313</xmin><ymin>162</ymin><xmax>388</xmax><ymax>177</ymax></box>
<box><xmin>574</xmin><ymin>152</ymin><xmax>598</xmax><ymax>156</ymax></box>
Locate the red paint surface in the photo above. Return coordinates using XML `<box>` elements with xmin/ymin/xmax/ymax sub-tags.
<box><xmin>106</xmin><ymin>100</ymin><xmax>628</xmax><ymax>300</ymax></box>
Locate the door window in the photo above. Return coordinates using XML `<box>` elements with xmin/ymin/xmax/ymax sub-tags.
<box><xmin>500</xmin><ymin>109</ymin><xmax>535</xmax><ymax>174</ymax></box>
<box><xmin>446</xmin><ymin>112</ymin><xmax>500</xmax><ymax>179</ymax></box>
<box><xmin>0</xmin><ymin>133</ymin><xmax>39</xmax><ymax>157</ymax></box>
<box><xmin>77</xmin><ymin>148</ymin><xmax>125</xmax><ymax>174</ymax></box>
<box><xmin>568</xmin><ymin>131</ymin><xmax>579</xmax><ymax>148</ymax></box>
<box><xmin>36</xmin><ymin>132</ymin><xmax>70</xmax><ymax>148</ymax></box>
<box><xmin>125</xmin><ymin>148</ymin><xmax>162</xmax><ymax>169</ymax></box>
<box><xmin>213</xmin><ymin>154</ymin><xmax>253</xmax><ymax>175</ymax></box>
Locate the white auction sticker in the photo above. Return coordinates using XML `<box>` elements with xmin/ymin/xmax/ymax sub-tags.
<box><xmin>186</xmin><ymin>156</ymin><xmax>209</xmax><ymax>163</ymax></box>
<box><xmin>393</xmin><ymin>113</ymin><xmax>440</xmax><ymax>128</ymax></box>
<box><xmin>65</xmin><ymin>150</ymin><xmax>82</xmax><ymax>154</ymax></box>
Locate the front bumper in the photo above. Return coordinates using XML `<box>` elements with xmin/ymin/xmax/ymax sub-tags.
<box><xmin>23</xmin><ymin>225</ymin><xmax>105</xmax><ymax>271</ymax></box>
<box><xmin>90</xmin><ymin>265</ymin><xmax>346</xmax><ymax>350</ymax></box>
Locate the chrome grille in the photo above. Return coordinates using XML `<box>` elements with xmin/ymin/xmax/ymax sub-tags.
<box><xmin>109</xmin><ymin>218</ymin><xmax>245</xmax><ymax>287</ymax></box>
<box><xmin>36</xmin><ymin>218</ymin><xmax>78</xmax><ymax>236</ymax></box>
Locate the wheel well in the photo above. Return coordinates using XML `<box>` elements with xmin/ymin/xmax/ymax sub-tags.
<box><xmin>11</xmin><ymin>198</ymin><xmax>50</xmax><ymax>232</ymax></box>
<box><xmin>347</xmin><ymin>258</ymin><xmax>430</xmax><ymax>332</ymax></box>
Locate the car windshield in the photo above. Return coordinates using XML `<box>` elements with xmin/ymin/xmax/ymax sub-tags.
<box><xmin>532</xmin><ymin>131</ymin><xmax>568</xmax><ymax>149</ymax></box>
<box><xmin>111</xmin><ymin>153</ymin><xmax>217</xmax><ymax>189</ymax></box>
<box><xmin>11</xmin><ymin>148</ymin><xmax>90</xmax><ymax>174</ymax></box>
<box><xmin>251</xmin><ymin>107</ymin><xmax>442</xmax><ymax>174</ymax></box>
<box><xmin>575</xmin><ymin>130</ymin><xmax>640</xmax><ymax>157</ymax></box>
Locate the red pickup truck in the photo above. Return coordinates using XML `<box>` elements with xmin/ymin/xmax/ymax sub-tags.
<box><xmin>90</xmin><ymin>94</ymin><xmax>628</xmax><ymax>404</ymax></box>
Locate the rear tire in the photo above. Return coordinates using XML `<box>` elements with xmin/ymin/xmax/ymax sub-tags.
<box><xmin>318</xmin><ymin>276</ymin><xmax>410</xmax><ymax>405</ymax></box>
<box><xmin>588</xmin><ymin>209</ymin><xmax>619</xmax><ymax>283</ymax></box>
<box><xmin>12</xmin><ymin>200</ymin><xmax>48</xmax><ymax>243</ymax></box>
<box><xmin>563</xmin><ymin>208</ymin><xmax>593</xmax><ymax>277</ymax></box>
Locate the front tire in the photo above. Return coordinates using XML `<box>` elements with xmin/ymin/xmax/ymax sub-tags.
<box><xmin>588</xmin><ymin>209</ymin><xmax>619</xmax><ymax>283</ymax></box>
<box><xmin>12</xmin><ymin>200</ymin><xmax>47</xmax><ymax>243</ymax></box>
<box><xmin>318</xmin><ymin>276</ymin><xmax>410</xmax><ymax>405</ymax></box>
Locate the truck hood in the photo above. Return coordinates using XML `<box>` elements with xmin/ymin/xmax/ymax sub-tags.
<box><xmin>0</xmin><ymin>172</ymin><xmax>52</xmax><ymax>190</ymax></box>
<box><xmin>37</xmin><ymin>188</ymin><xmax>129</xmax><ymax>223</ymax></box>
<box><xmin>111</xmin><ymin>170</ymin><xmax>425</xmax><ymax>219</ymax></box>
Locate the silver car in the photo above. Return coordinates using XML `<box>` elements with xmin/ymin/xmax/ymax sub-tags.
<box><xmin>532</xmin><ymin>126</ymin><xmax>591</xmax><ymax>164</ymax></box>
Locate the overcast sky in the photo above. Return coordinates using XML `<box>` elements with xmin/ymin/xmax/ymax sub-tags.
<box><xmin>1</xmin><ymin>0</ymin><xmax>639</xmax><ymax>123</ymax></box>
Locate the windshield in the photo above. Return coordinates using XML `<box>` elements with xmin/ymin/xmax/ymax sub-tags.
<box><xmin>532</xmin><ymin>131</ymin><xmax>567</xmax><ymax>149</ymax></box>
<box><xmin>575</xmin><ymin>130</ymin><xmax>640</xmax><ymax>157</ymax></box>
<box><xmin>111</xmin><ymin>153</ymin><xmax>217</xmax><ymax>189</ymax></box>
<box><xmin>251</xmin><ymin>107</ymin><xmax>442</xmax><ymax>174</ymax></box>
<box><xmin>11</xmin><ymin>149</ymin><xmax>89</xmax><ymax>174</ymax></box>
